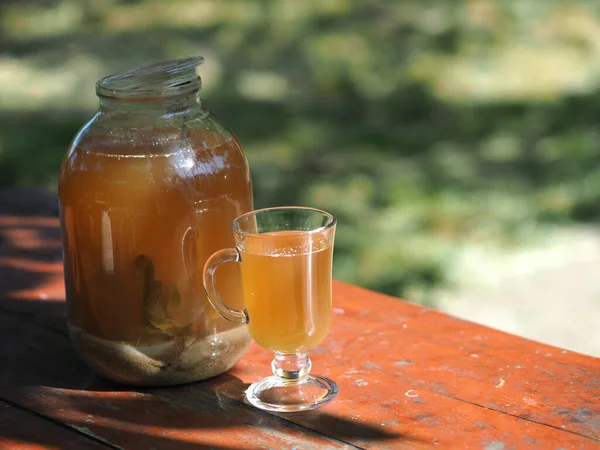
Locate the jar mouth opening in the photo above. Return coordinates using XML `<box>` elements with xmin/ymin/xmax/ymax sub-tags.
<box><xmin>96</xmin><ymin>56</ymin><xmax>204</xmax><ymax>100</ymax></box>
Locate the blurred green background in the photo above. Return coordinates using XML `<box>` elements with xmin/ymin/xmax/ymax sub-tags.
<box><xmin>2</xmin><ymin>0</ymin><xmax>600</xmax><ymax>305</ymax></box>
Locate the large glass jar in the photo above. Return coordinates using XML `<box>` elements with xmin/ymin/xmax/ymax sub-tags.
<box><xmin>58</xmin><ymin>57</ymin><xmax>253</xmax><ymax>386</ymax></box>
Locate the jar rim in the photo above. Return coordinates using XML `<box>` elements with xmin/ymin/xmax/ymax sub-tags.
<box><xmin>96</xmin><ymin>56</ymin><xmax>204</xmax><ymax>100</ymax></box>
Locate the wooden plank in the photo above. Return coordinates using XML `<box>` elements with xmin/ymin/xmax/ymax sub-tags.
<box><xmin>2</xmin><ymin>285</ymin><xmax>598</xmax><ymax>450</ymax></box>
<box><xmin>0</xmin><ymin>398</ymin><xmax>108</xmax><ymax>450</ymax></box>
<box><xmin>0</xmin><ymin>213</ymin><xmax>68</xmax><ymax>337</ymax></box>
<box><xmin>1</xmin><ymin>211</ymin><xmax>599</xmax><ymax>448</ymax></box>
<box><xmin>5</xmin><ymin>385</ymin><xmax>354</xmax><ymax>450</ymax></box>
<box><xmin>0</xmin><ymin>309</ymin><xmax>354</xmax><ymax>450</ymax></box>
<box><xmin>0</xmin><ymin>213</ymin><xmax>64</xmax><ymax>304</ymax></box>
<box><xmin>223</xmin><ymin>282</ymin><xmax>600</xmax><ymax>449</ymax></box>
<box><xmin>331</xmin><ymin>283</ymin><xmax>600</xmax><ymax>438</ymax></box>
<box><xmin>167</xmin><ymin>366</ymin><xmax>599</xmax><ymax>449</ymax></box>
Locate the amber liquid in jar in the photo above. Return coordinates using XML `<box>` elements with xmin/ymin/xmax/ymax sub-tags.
<box><xmin>59</xmin><ymin>130</ymin><xmax>253</xmax><ymax>385</ymax></box>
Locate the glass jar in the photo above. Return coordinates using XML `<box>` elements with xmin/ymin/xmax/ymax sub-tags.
<box><xmin>58</xmin><ymin>57</ymin><xmax>253</xmax><ymax>386</ymax></box>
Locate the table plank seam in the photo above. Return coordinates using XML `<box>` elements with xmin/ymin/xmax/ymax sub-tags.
<box><xmin>0</xmin><ymin>396</ymin><xmax>120</xmax><ymax>449</ymax></box>
<box><xmin>270</xmin><ymin>418</ymin><xmax>366</xmax><ymax>450</ymax></box>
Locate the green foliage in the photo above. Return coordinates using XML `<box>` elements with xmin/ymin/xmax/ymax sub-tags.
<box><xmin>2</xmin><ymin>0</ymin><xmax>600</xmax><ymax>302</ymax></box>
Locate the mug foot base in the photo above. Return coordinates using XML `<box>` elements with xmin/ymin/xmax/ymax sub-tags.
<box><xmin>244</xmin><ymin>374</ymin><xmax>338</xmax><ymax>412</ymax></box>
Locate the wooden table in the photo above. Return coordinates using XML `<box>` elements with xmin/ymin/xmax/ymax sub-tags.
<box><xmin>1</xmin><ymin>192</ymin><xmax>599</xmax><ymax>449</ymax></box>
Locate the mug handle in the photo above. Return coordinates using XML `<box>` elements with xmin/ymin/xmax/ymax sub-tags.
<box><xmin>203</xmin><ymin>248</ymin><xmax>249</xmax><ymax>324</ymax></box>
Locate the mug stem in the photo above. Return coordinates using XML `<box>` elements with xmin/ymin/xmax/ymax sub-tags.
<box><xmin>271</xmin><ymin>352</ymin><xmax>311</xmax><ymax>382</ymax></box>
<box><xmin>244</xmin><ymin>350</ymin><xmax>338</xmax><ymax>412</ymax></box>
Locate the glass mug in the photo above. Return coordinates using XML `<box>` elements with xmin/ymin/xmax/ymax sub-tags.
<box><xmin>203</xmin><ymin>207</ymin><xmax>338</xmax><ymax>412</ymax></box>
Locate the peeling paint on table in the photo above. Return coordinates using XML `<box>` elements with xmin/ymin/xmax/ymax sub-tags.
<box><xmin>0</xmin><ymin>208</ymin><xmax>599</xmax><ymax>449</ymax></box>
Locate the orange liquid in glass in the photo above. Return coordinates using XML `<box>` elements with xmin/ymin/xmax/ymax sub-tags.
<box><xmin>240</xmin><ymin>231</ymin><xmax>333</xmax><ymax>353</ymax></box>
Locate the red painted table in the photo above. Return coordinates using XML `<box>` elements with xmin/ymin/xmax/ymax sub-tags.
<box><xmin>0</xmin><ymin>194</ymin><xmax>598</xmax><ymax>449</ymax></box>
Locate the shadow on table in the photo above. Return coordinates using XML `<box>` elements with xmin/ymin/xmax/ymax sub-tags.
<box><xmin>0</xmin><ymin>199</ymin><xmax>68</xmax><ymax>337</ymax></box>
<box><xmin>215</xmin><ymin>376</ymin><xmax>414</xmax><ymax>443</ymax></box>
<box><xmin>0</xmin><ymin>198</ymin><xmax>412</xmax><ymax>448</ymax></box>
<box><xmin>0</xmin><ymin>189</ymin><xmax>60</xmax><ymax>218</ymax></box>
<box><xmin>0</xmin><ymin>370</ymin><xmax>412</xmax><ymax>449</ymax></box>
<box><xmin>0</xmin><ymin>287</ymin><xmax>410</xmax><ymax>447</ymax></box>
<box><xmin>0</xmin><ymin>190</ymin><xmax>64</xmax><ymax>310</ymax></box>
<box><xmin>0</xmin><ymin>293</ymin><xmax>416</xmax><ymax>448</ymax></box>
<box><xmin>0</xmin><ymin>292</ymin><xmax>412</xmax><ymax>448</ymax></box>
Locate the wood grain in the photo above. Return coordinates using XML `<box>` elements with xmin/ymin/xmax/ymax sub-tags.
<box><xmin>226</xmin><ymin>283</ymin><xmax>600</xmax><ymax>449</ymax></box>
<box><xmin>0</xmin><ymin>306</ymin><xmax>353</xmax><ymax>449</ymax></box>
<box><xmin>0</xmin><ymin>210</ymin><xmax>599</xmax><ymax>449</ymax></box>
<box><xmin>0</xmin><ymin>398</ymin><xmax>107</xmax><ymax>449</ymax></box>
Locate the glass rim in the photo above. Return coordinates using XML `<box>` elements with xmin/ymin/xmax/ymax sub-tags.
<box><xmin>232</xmin><ymin>206</ymin><xmax>336</xmax><ymax>236</ymax></box>
<box><xmin>96</xmin><ymin>56</ymin><xmax>204</xmax><ymax>100</ymax></box>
